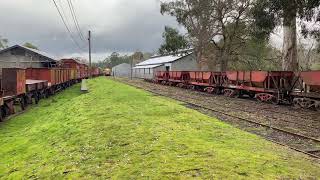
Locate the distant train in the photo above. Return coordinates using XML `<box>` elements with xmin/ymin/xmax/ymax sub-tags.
<box><xmin>0</xmin><ymin>59</ymin><xmax>103</xmax><ymax>121</ymax></box>
<box><xmin>104</xmin><ymin>68</ymin><xmax>111</xmax><ymax>76</ymax></box>
<box><xmin>153</xmin><ymin>70</ymin><xmax>320</xmax><ymax>110</ymax></box>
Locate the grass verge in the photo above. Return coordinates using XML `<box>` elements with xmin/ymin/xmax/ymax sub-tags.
<box><xmin>0</xmin><ymin>77</ymin><xmax>319</xmax><ymax>179</ymax></box>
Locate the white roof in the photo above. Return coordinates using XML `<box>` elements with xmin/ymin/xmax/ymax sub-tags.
<box><xmin>133</xmin><ymin>64</ymin><xmax>162</xmax><ymax>69</ymax></box>
<box><xmin>136</xmin><ymin>53</ymin><xmax>191</xmax><ymax>66</ymax></box>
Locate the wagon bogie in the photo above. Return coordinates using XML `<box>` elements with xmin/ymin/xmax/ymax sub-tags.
<box><xmin>293</xmin><ymin>98</ymin><xmax>320</xmax><ymax>110</ymax></box>
<box><xmin>4</xmin><ymin>99</ymin><xmax>15</xmax><ymax>115</ymax></box>
<box><xmin>0</xmin><ymin>106</ymin><xmax>4</xmax><ymax>121</ymax></box>
<box><xmin>255</xmin><ymin>93</ymin><xmax>279</xmax><ymax>104</ymax></box>
<box><xmin>223</xmin><ymin>89</ymin><xmax>241</xmax><ymax>98</ymax></box>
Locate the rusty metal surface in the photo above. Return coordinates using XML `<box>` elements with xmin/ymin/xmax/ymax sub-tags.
<box><xmin>26</xmin><ymin>68</ymin><xmax>56</xmax><ymax>86</ymax></box>
<box><xmin>300</xmin><ymin>71</ymin><xmax>320</xmax><ymax>86</ymax></box>
<box><xmin>26</xmin><ymin>79</ymin><xmax>48</xmax><ymax>84</ymax></box>
<box><xmin>60</xmin><ymin>59</ymin><xmax>82</xmax><ymax>79</ymax></box>
<box><xmin>226</xmin><ymin>71</ymin><xmax>268</xmax><ymax>82</ymax></box>
<box><xmin>2</xmin><ymin>68</ymin><xmax>26</xmax><ymax>96</ymax></box>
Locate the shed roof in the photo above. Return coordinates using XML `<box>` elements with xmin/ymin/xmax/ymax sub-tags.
<box><xmin>133</xmin><ymin>64</ymin><xmax>162</xmax><ymax>69</ymax></box>
<box><xmin>112</xmin><ymin>63</ymin><xmax>130</xmax><ymax>67</ymax></box>
<box><xmin>60</xmin><ymin>58</ymin><xmax>87</xmax><ymax>65</ymax></box>
<box><xmin>0</xmin><ymin>45</ymin><xmax>56</xmax><ymax>62</ymax></box>
<box><xmin>136</xmin><ymin>53</ymin><xmax>192</xmax><ymax>66</ymax></box>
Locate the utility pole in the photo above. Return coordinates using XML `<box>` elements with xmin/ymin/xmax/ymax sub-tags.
<box><xmin>88</xmin><ymin>30</ymin><xmax>92</xmax><ymax>78</ymax></box>
<box><xmin>130</xmin><ymin>57</ymin><xmax>133</xmax><ymax>80</ymax></box>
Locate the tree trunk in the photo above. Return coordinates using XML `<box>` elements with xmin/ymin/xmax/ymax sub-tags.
<box><xmin>219</xmin><ymin>50</ymin><xmax>228</xmax><ymax>71</ymax></box>
<box><xmin>282</xmin><ymin>12</ymin><xmax>298</xmax><ymax>71</ymax></box>
<box><xmin>196</xmin><ymin>49</ymin><xmax>203</xmax><ymax>70</ymax></box>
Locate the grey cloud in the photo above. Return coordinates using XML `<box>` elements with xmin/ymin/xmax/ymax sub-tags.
<box><xmin>0</xmin><ymin>0</ymin><xmax>179</xmax><ymax>60</ymax></box>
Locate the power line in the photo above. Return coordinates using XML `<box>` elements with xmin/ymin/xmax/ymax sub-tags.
<box><xmin>68</xmin><ymin>0</ymin><xmax>86</xmax><ymax>42</ymax></box>
<box><xmin>58</xmin><ymin>0</ymin><xmax>87</xmax><ymax>47</ymax></box>
<box><xmin>57</xmin><ymin>0</ymin><xmax>84</xmax><ymax>44</ymax></box>
<box><xmin>67</xmin><ymin>0</ymin><xmax>84</xmax><ymax>41</ymax></box>
<box><xmin>52</xmin><ymin>0</ymin><xmax>85</xmax><ymax>51</ymax></box>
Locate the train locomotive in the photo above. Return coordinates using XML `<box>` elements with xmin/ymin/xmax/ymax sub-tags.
<box><xmin>154</xmin><ymin>70</ymin><xmax>320</xmax><ymax>111</ymax></box>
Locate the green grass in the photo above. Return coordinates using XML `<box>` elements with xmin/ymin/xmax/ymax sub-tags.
<box><xmin>0</xmin><ymin>77</ymin><xmax>319</xmax><ymax>179</ymax></box>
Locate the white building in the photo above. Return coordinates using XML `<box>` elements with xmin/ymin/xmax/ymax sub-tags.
<box><xmin>133</xmin><ymin>53</ymin><xmax>200</xmax><ymax>79</ymax></box>
<box><xmin>112</xmin><ymin>63</ymin><xmax>131</xmax><ymax>77</ymax></box>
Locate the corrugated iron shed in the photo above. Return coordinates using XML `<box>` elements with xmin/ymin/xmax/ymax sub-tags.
<box><xmin>136</xmin><ymin>53</ymin><xmax>192</xmax><ymax>66</ymax></box>
<box><xmin>0</xmin><ymin>45</ymin><xmax>57</xmax><ymax>62</ymax></box>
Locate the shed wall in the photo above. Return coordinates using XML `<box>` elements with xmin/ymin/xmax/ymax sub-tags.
<box><xmin>112</xmin><ymin>63</ymin><xmax>131</xmax><ymax>77</ymax></box>
<box><xmin>133</xmin><ymin>66</ymin><xmax>165</xmax><ymax>79</ymax></box>
<box><xmin>132</xmin><ymin>53</ymin><xmax>200</xmax><ymax>79</ymax></box>
<box><xmin>0</xmin><ymin>50</ymin><xmax>49</xmax><ymax>77</ymax></box>
<box><xmin>171</xmin><ymin>54</ymin><xmax>199</xmax><ymax>71</ymax></box>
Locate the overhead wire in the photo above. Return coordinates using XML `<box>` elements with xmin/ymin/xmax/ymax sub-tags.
<box><xmin>68</xmin><ymin>0</ymin><xmax>86</xmax><ymax>42</ymax></box>
<box><xmin>58</xmin><ymin>0</ymin><xmax>86</xmax><ymax>47</ymax></box>
<box><xmin>51</xmin><ymin>0</ymin><xmax>85</xmax><ymax>51</ymax></box>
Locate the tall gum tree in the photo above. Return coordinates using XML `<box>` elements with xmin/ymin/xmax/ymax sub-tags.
<box><xmin>252</xmin><ymin>0</ymin><xmax>320</xmax><ymax>71</ymax></box>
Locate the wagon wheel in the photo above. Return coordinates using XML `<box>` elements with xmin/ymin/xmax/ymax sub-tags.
<box><xmin>34</xmin><ymin>94</ymin><xmax>39</xmax><ymax>104</ymax></box>
<box><xmin>43</xmin><ymin>90</ymin><xmax>48</xmax><ymax>99</ymax></box>
<box><xmin>224</xmin><ymin>89</ymin><xmax>238</xmax><ymax>98</ymax></box>
<box><xmin>223</xmin><ymin>89</ymin><xmax>231</xmax><ymax>97</ymax></box>
<box><xmin>316</xmin><ymin>104</ymin><xmax>320</xmax><ymax>112</ymax></box>
<box><xmin>256</xmin><ymin>93</ymin><xmax>276</xmax><ymax>104</ymax></box>
<box><xmin>3</xmin><ymin>104</ymin><xmax>12</xmax><ymax>116</ymax></box>
<box><xmin>24</xmin><ymin>96</ymin><xmax>28</xmax><ymax>109</ymax></box>
<box><xmin>248</xmin><ymin>93</ymin><xmax>255</xmax><ymax>99</ymax></box>
<box><xmin>205</xmin><ymin>87</ymin><xmax>214</xmax><ymax>94</ymax></box>
<box><xmin>270</xmin><ymin>96</ymin><xmax>280</xmax><ymax>105</ymax></box>
<box><xmin>292</xmin><ymin>98</ymin><xmax>302</xmax><ymax>109</ymax></box>
<box><xmin>233</xmin><ymin>90</ymin><xmax>242</xmax><ymax>98</ymax></box>
<box><xmin>50</xmin><ymin>88</ymin><xmax>55</xmax><ymax>96</ymax></box>
<box><xmin>20</xmin><ymin>98</ymin><xmax>26</xmax><ymax>111</ymax></box>
<box><xmin>0</xmin><ymin>107</ymin><xmax>4</xmax><ymax>121</ymax></box>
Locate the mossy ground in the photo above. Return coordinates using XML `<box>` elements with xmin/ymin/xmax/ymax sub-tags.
<box><xmin>0</xmin><ymin>77</ymin><xmax>319</xmax><ymax>179</ymax></box>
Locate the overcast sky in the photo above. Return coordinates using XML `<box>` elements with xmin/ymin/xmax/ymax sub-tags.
<box><xmin>0</xmin><ymin>0</ymin><xmax>180</xmax><ymax>62</ymax></box>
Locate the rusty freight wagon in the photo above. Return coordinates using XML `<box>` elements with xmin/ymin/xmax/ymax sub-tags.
<box><xmin>223</xmin><ymin>71</ymin><xmax>294</xmax><ymax>104</ymax></box>
<box><xmin>0</xmin><ymin>68</ymin><xmax>26</xmax><ymax>118</ymax></box>
<box><xmin>25</xmin><ymin>79</ymin><xmax>48</xmax><ymax>104</ymax></box>
<box><xmin>292</xmin><ymin>71</ymin><xmax>320</xmax><ymax>110</ymax></box>
<box><xmin>187</xmin><ymin>71</ymin><xmax>226</xmax><ymax>93</ymax></box>
<box><xmin>91</xmin><ymin>67</ymin><xmax>101</xmax><ymax>77</ymax></box>
<box><xmin>26</xmin><ymin>68</ymin><xmax>57</xmax><ymax>86</ymax></box>
<box><xmin>60</xmin><ymin>58</ymin><xmax>84</xmax><ymax>80</ymax></box>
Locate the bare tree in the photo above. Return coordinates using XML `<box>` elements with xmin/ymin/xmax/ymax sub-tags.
<box><xmin>161</xmin><ymin>0</ymin><xmax>253</xmax><ymax>71</ymax></box>
<box><xmin>0</xmin><ymin>36</ymin><xmax>8</xmax><ymax>50</ymax></box>
<box><xmin>297</xmin><ymin>36</ymin><xmax>319</xmax><ymax>71</ymax></box>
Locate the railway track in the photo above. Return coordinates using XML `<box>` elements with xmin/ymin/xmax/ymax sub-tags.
<box><xmin>181</xmin><ymin>89</ymin><xmax>319</xmax><ymax>123</ymax></box>
<box><xmin>137</xmin><ymin>80</ymin><xmax>320</xmax><ymax>139</ymax></box>
<box><xmin>117</xmin><ymin>78</ymin><xmax>320</xmax><ymax>160</ymax></box>
<box><xmin>191</xmin><ymin>91</ymin><xmax>320</xmax><ymax>132</ymax></box>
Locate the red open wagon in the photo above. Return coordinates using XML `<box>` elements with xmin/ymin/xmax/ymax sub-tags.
<box><xmin>155</xmin><ymin>71</ymin><xmax>169</xmax><ymax>83</ymax></box>
<box><xmin>26</xmin><ymin>68</ymin><xmax>57</xmax><ymax>87</ymax></box>
<box><xmin>292</xmin><ymin>71</ymin><xmax>320</xmax><ymax>110</ymax></box>
<box><xmin>1</xmin><ymin>68</ymin><xmax>26</xmax><ymax>115</ymax></box>
<box><xmin>224</xmin><ymin>71</ymin><xmax>294</xmax><ymax>103</ymax></box>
